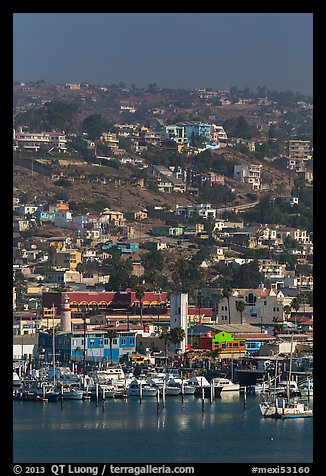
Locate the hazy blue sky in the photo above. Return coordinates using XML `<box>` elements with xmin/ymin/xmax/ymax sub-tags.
<box><xmin>13</xmin><ymin>13</ymin><xmax>313</xmax><ymax>95</ymax></box>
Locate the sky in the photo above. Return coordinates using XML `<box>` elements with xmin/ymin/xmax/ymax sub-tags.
<box><xmin>13</xmin><ymin>13</ymin><xmax>313</xmax><ymax>96</ymax></box>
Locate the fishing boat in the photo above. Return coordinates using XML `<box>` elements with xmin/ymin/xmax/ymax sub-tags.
<box><xmin>259</xmin><ymin>334</ymin><xmax>312</xmax><ymax>419</ymax></box>
<box><xmin>259</xmin><ymin>398</ymin><xmax>313</xmax><ymax>419</ymax></box>
<box><xmin>127</xmin><ymin>378</ymin><xmax>158</xmax><ymax>397</ymax></box>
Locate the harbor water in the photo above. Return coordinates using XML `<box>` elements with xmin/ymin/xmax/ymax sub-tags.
<box><xmin>13</xmin><ymin>393</ymin><xmax>313</xmax><ymax>464</ymax></box>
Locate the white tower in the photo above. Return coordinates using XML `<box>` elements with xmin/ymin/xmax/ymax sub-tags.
<box><xmin>169</xmin><ymin>292</ymin><xmax>188</xmax><ymax>353</ymax></box>
<box><xmin>60</xmin><ymin>293</ymin><xmax>72</xmax><ymax>332</ymax></box>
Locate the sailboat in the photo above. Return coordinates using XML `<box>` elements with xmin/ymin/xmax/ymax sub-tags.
<box><xmin>259</xmin><ymin>334</ymin><xmax>313</xmax><ymax>419</ymax></box>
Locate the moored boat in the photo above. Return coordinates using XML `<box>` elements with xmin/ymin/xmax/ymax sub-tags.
<box><xmin>259</xmin><ymin>395</ymin><xmax>313</xmax><ymax>419</ymax></box>
<box><xmin>212</xmin><ymin>377</ymin><xmax>240</xmax><ymax>395</ymax></box>
<box><xmin>127</xmin><ymin>378</ymin><xmax>158</xmax><ymax>397</ymax></box>
<box><xmin>60</xmin><ymin>385</ymin><xmax>84</xmax><ymax>400</ymax></box>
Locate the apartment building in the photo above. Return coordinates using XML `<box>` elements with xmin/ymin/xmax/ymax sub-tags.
<box><xmin>233</xmin><ymin>164</ymin><xmax>262</xmax><ymax>190</ymax></box>
<box><xmin>165</xmin><ymin>125</ymin><xmax>189</xmax><ymax>147</ymax></box>
<box><xmin>258</xmin><ymin>259</ymin><xmax>286</xmax><ymax>279</ymax></box>
<box><xmin>287</xmin><ymin>140</ymin><xmax>311</xmax><ymax>161</ymax></box>
<box><xmin>100</xmin><ymin>132</ymin><xmax>119</xmax><ymax>149</ymax></box>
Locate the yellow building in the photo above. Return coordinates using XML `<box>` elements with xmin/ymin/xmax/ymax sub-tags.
<box><xmin>52</xmin><ymin>250</ymin><xmax>82</xmax><ymax>270</ymax></box>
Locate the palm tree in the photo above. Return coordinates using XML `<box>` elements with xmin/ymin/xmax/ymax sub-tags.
<box><xmin>283</xmin><ymin>305</ymin><xmax>292</xmax><ymax>322</ymax></box>
<box><xmin>74</xmin><ymin>346</ymin><xmax>82</xmax><ymax>364</ymax></box>
<box><xmin>169</xmin><ymin>327</ymin><xmax>186</xmax><ymax>355</ymax></box>
<box><xmin>235</xmin><ymin>300</ymin><xmax>246</xmax><ymax>324</ymax></box>
<box><xmin>106</xmin><ymin>329</ymin><xmax>118</xmax><ymax>364</ymax></box>
<box><xmin>159</xmin><ymin>331</ymin><xmax>171</xmax><ymax>366</ymax></box>
<box><xmin>135</xmin><ymin>287</ymin><xmax>145</xmax><ymax>327</ymax></box>
<box><xmin>222</xmin><ymin>287</ymin><xmax>233</xmax><ymax>325</ymax></box>
<box><xmin>290</xmin><ymin>298</ymin><xmax>301</xmax><ymax>328</ymax></box>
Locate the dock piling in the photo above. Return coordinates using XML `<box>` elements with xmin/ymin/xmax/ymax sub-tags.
<box><xmin>201</xmin><ymin>382</ymin><xmax>205</xmax><ymax>413</ymax></box>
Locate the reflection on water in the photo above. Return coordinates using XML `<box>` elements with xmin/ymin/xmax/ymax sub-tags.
<box><xmin>13</xmin><ymin>394</ymin><xmax>313</xmax><ymax>463</ymax></box>
<box><xmin>219</xmin><ymin>391</ymin><xmax>241</xmax><ymax>401</ymax></box>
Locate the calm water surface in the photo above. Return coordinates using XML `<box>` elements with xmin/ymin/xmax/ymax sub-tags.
<box><xmin>13</xmin><ymin>394</ymin><xmax>313</xmax><ymax>463</ymax></box>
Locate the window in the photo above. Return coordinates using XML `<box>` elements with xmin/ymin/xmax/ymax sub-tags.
<box><xmin>99</xmin><ymin>340</ymin><xmax>103</xmax><ymax>346</ymax></box>
<box><xmin>247</xmin><ymin>293</ymin><xmax>256</xmax><ymax>305</ymax></box>
<box><xmin>121</xmin><ymin>338</ymin><xmax>126</xmax><ymax>345</ymax></box>
<box><xmin>90</xmin><ymin>339</ymin><xmax>95</xmax><ymax>346</ymax></box>
<box><xmin>104</xmin><ymin>339</ymin><xmax>109</xmax><ymax>346</ymax></box>
<box><xmin>113</xmin><ymin>339</ymin><xmax>117</xmax><ymax>345</ymax></box>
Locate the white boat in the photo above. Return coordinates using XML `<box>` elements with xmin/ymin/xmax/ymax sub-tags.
<box><xmin>167</xmin><ymin>377</ymin><xmax>196</xmax><ymax>395</ymax></box>
<box><xmin>127</xmin><ymin>379</ymin><xmax>158</xmax><ymax>397</ymax></box>
<box><xmin>90</xmin><ymin>367</ymin><xmax>125</xmax><ymax>384</ymax></box>
<box><xmin>13</xmin><ymin>371</ymin><xmax>21</xmax><ymax>387</ymax></box>
<box><xmin>259</xmin><ymin>398</ymin><xmax>313</xmax><ymax>419</ymax></box>
<box><xmin>212</xmin><ymin>377</ymin><xmax>240</xmax><ymax>394</ymax></box>
<box><xmin>164</xmin><ymin>379</ymin><xmax>182</xmax><ymax>395</ymax></box>
<box><xmin>187</xmin><ymin>375</ymin><xmax>211</xmax><ymax>396</ymax></box>
<box><xmin>61</xmin><ymin>385</ymin><xmax>84</xmax><ymax>400</ymax></box>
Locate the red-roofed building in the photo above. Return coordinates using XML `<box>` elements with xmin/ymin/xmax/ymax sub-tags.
<box><xmin>42</xmin><ymin>290</ymin><xmax>168</xmax><ymax>317</ymax></box>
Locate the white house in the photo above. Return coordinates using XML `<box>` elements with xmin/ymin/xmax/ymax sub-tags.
<box><xmin>234</xmin><ymin>164</ymin><xmax>262</xmax><ymax>190</ymax></box>
<box><xmin>54</xmin><ymin>211</ymin><xmax>73</xmax><ymax>228</ymax></box>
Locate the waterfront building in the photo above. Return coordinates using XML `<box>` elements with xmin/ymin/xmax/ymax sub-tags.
<box><xmin>38</xmin><ymin>327</ymin><xmax>137</xmax><ymax>364</ymax></box>
<box><xmin>41</xmin><ymin>290</ymin><xmax>168</xmax><ymax>324</ymax></box>
<box><xmin>188</xmin><ymin>323</ymin><xmax>276</xmax><ymax>357</ymax></box>
<box><xmin>13</xmin><ymin>334</ymin><xmax>39</xmax><ymax>361</ymax></box>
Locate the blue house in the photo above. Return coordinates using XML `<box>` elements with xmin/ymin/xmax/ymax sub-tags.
<box><xmin>39</xmin><ymin>329</ymin><xmax>137</xmax><ymax>364</ymax></box>
<box><xmin>107</xmin><ymin>242</ymin><xmax>139</xmax><ymax>255</ymax></box>
<box><xmin>35</xmin><ymin>210</ymin><xmax>55</xmax><ymax>221</ymax></box>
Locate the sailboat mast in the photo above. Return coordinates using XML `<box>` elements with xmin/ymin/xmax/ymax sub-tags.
<box><xmin>52</xmin><ymin>303</ymin><xmax>56</xmax><ymax>387</ymax></box>
<box><xmin>288</xmin><ymin>332</ymin><xmax>294</xmax><ymax>400</ymax></box>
